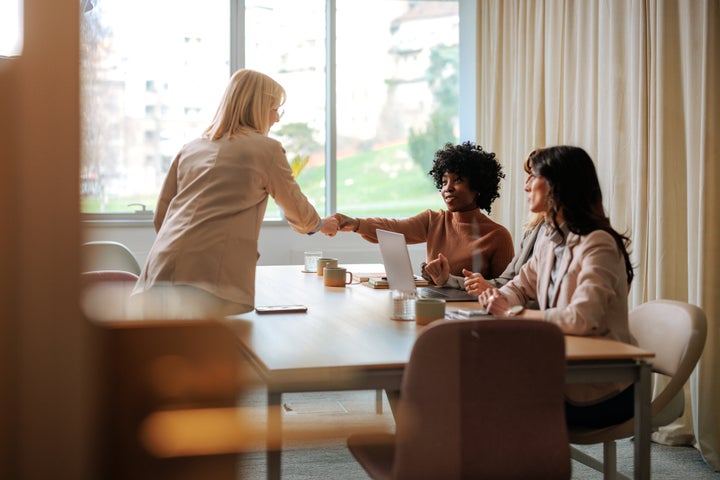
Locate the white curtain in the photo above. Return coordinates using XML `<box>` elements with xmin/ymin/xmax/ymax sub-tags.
<box><xmin>475</xmin><ymin>0</ymin><xmax>719</xmax><ymax>470</ymax></box>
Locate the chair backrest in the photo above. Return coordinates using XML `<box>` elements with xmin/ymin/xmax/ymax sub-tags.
<box><xmin>393</xmin><ymin>319</ymin><xmax>571</xmax><ymax>480</ymax></box>
<box><xmin>629</xmin><ymin>299</ymin><xmax>707</xmax><ymax>421</ymax></box>
<box><xmin>569</xmin><ymin>299</ymin><xmax>708</xmax><ymax>448</ymax></box>
<box><xmin>81</xmin><ymin>270</ymin><xmax>140</xmax><ymax>321</ymax></box>
<box><xmin>81</xmin><ymin>269</ymin><xmax>139</xmax><ymax>285</ymax></box>
<box><xmin>82</xmin><ymin>241</ymin><xmax>142</xmax><ymax>275</ymax></box>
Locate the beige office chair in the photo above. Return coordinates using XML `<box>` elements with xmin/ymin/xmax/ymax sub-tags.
<box><xmin>570</xmin><ymin>299</ymin><xmax>707</xmax><ymax>480</ymax></box>
<box><xmin>81</xmin><ymin>269</ymin><xmax>139</xmax><ymax>285</ymax></box>
<box><xmin>81</xmin><ymin>270</ymin><xmax>140</xmax><ymax>320</ymax></box>
<box><xmin>348</xmin><ymin>319</ymin><xmax>571</xmax><ymax>480</ymax></box>
<box><xmin>82</xmin><ymin>240</ymin><xmax>142</xmax><ymax>275</ymax></box>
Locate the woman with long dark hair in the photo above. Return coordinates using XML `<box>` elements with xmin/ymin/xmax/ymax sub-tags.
<box><xmin>479</xmin><ymin>145</ymin><xmax>635</xmax><ymax>427</ymax></box>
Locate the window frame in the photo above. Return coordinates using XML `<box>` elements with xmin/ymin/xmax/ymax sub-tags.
<box><xmin>80</xmin><ymin>0</ymin><xmax>476</xmax><ymax>225</ymax></box>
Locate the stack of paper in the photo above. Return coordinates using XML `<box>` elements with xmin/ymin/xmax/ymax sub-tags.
<box><xmin>364</xmin><ymin>275</ymin><xmax>429</xmax><ymax>289</ymax></box>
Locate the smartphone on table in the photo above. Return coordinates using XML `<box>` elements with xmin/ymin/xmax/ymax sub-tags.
<box><xmin>455</xmin><ymin>308</ymin><xmax>489</xmax><ymax>318</ymax></box>
<box><xmin>255</xmin><ymin>305</ymin><xmax>308</xmax><ymax>314</ymax></box>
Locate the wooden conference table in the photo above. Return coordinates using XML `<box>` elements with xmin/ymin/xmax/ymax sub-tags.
<box><xmin>226</xmin><ymin>265</ymin><xmax>654</xmax><ymax>480</ymax></box>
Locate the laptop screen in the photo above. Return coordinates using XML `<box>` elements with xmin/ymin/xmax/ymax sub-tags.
<box><xmin>376</xmin><ymin>229</ymin><xmax>418</xmax><ymax>292</ymax></box>
<box><xmin>376</xmin><ymin>228</ymin><xmax>478</xmax><ymax>302</ymax></box>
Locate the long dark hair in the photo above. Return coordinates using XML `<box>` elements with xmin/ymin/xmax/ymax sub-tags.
<box><xmin>526</xmin><ymin>146</ymin><xmax>634</xmax><ymax>285</ymax></box>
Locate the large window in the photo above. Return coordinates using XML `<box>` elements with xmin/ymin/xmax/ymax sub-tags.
<box><xmin>0</xmin><ymin>0</ymin><xmax>23</xmax><ymax>57</ymax></box>
<box><xmin>80</xmin><ymin>0</ymin><xmax>458</xmax><ymax>219</ymax></box>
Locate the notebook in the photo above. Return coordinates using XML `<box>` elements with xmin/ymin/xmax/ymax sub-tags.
<box><xmin>376</xmin><ymin>229</ymin><xmax>477</xmax><ymax>302</ymax></box>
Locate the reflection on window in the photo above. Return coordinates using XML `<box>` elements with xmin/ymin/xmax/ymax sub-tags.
<box><xmin>335</xmin><ymin>0</ymin><xmax>457</xmax><ymax>217</ymax></box>
<box><xmin>80</xmin><ymin>0</ymin><xmax>457</xmax><ymax>218</ymax></box>
<box><xmin>80</xmin><ymin>0</ymin><xmax>229</xmax><ymax>213</ymax></box>
<box><xmin>244</xmin><ymin>0</ymin><xmax>327</xmax><ymax>219</ymax></box>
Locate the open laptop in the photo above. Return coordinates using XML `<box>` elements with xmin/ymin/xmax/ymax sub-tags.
<box><xmin>376</xmin><ymin>229</ymin><xmax>477</xmax><ymax>301</ymax></box>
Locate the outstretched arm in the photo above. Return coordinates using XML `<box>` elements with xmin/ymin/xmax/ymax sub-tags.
<box><xmin>319</xmin><ymin>216</ymin><xmax>339</xmax><ymax>237</ymax></box>
<box><xmin>334</xmin><ymin>213</ymin><xmax>360</xmax><ymax>232</ymax></box>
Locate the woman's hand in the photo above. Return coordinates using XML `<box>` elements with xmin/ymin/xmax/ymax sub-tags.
<box><xmin>334</xmin><ymin>213</ymin><xmax>359</xmax><ymax>232</ymax></box>
<box><xmin>320</xmin><ymin>216</ymin><xmax>339</xmax><ymax>236</ymax></box>
<box><xmin>478</xmin><ymin>287</ymin><xmax>511</xmax><ymax>316</ymax></box>
<box><xmin>463</xmin><ymin>269</ymin><xmax>493</xmax><ymax>296</ymax></box>
<box><xmin>419</xmin><ymin>262</ymin><xmax>432</xmax><ymax>282</ymax></box>
<box><xmin>423</xmin><ymin>253</ymin><xmax>450</xmax><ymax>286</ymax></box>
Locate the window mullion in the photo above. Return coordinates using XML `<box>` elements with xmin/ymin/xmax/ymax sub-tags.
<box><xmin>325</xmin><ymin>0</ymin><xmax>337</xmax><ymax>216</ymax></box>
<box><xmin>230</xmin><ymin>0</ymin><xmax>244</xmax><ymax>72</ymax></box>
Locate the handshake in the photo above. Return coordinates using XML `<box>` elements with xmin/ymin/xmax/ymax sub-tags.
<box><xmin>318</xmin><ymin>213</ymin><xmax>359</xmax><ymax>237</ymax></box>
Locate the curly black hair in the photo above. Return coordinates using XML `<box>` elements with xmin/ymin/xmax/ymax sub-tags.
<box><xmin>428</xmin><ymin>141</ymin><xmax>505</xmax><ymax>213</ymax></box>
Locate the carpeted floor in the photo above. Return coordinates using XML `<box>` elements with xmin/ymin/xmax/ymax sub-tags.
<box><xmin>234</xmin><ymin>388</ymin><xmax>719</xmax><ymax>480</ymax></box>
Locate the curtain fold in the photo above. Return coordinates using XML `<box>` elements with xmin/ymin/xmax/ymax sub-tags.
<box><xmin>695</xmin><ymin>0</ymin><xmax>720</xmax><ymax>469</ymax></box>
<box><xmin>476</xmin><ymin>0</ymin><xmax>719</xmax><ymax>470</ymax></box>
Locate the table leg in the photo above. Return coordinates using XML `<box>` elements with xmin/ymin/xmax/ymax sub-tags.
<box><xmin>634</xmin><ymin>362</ymin><xmax>651</xmax><ymax>480</ymax></box>
<box><xmin>267</xmin><ymin>391</ymin><xmax>282</xmax><ymax>480</ymax></box>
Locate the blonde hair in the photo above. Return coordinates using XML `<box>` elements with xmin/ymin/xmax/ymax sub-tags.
<box><xmin>204</xmin><ymin>69</ymin><xmax>286</xmax><ymax>140</ymax></box>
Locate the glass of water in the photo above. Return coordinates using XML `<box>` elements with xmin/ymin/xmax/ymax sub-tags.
<box><xmin>303</xmin><ymin>250</ymin><xmax>323</xmax><ymax>273</ymax></box>
<box><xmin>390</xmin><ymin>289</ymin><xmax>417</xmax><ymax>321</ymax></box>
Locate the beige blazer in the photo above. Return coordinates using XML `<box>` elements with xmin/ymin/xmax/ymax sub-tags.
<box><xmin>133</xmin><ymin>134</ymin><xmax>320</xmax><ymax>310</ymax></box>
<box><xmin>500</xmin><ymin>229</ymin><xmax>632</xmax><ymax>404</ymax></box>
<box><xmin>488</xmin><ymin>222</ymin><xmax>544</xmax><ymax>288</ymax></box>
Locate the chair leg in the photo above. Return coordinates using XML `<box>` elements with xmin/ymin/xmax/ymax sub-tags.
<box><xmin>570</xmin><ymin>443</ymin><xmax>631</xmax><ymax>480</ymax></box>
<box><xmin>571</xmin><ymin>446</ymin><xmax>606</xmax><ymax>472</ymax></box>
<box><xmin>603</xmin><ymin>441</ymin><xmax>617</xmax><ymax>480</ymax></box>
<box><xmin>376</xmin><ymin>389</ymin><xmax>383</xmax><ymax>414</ymax></box>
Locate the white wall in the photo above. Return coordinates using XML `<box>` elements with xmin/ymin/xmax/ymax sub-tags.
<box><xmin>82</xmin><ymin>221</ymin><xmax>429</xmax><ymax>274</ymax></box>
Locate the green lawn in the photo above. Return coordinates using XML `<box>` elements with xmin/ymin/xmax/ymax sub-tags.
<box><xmin>82</xmin><ymin>142</ymin><xmax>445</xmax><ymax>218</ymax></box>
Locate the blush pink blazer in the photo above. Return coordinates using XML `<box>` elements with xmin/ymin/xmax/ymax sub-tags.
<box><xmin>500</xmin><ymin>229</ymin><xmax>633</xmax><ymax>404</ymax></box>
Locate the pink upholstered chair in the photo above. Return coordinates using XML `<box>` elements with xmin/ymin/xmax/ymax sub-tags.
<box><xmin>347</xmin><ymin>319</ymin><xmax>571</xmax><ymax>480</ymax></box>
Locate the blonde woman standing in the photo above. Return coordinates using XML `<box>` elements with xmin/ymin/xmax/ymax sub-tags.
<box><xmin>133</xmin><ymin>69</ymin><xmax>338</xmax><ymax>317</ymax></box>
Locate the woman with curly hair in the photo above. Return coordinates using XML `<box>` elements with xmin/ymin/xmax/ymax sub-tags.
<box><xmin>335</xmin><ymin>141</ymin><xmax>514</xmax><ymax>285</ymax></box>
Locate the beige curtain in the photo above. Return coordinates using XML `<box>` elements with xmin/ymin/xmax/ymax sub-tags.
<box><xmin>475</xmin><ymin>0</ymin><xmax>719</xmax><ymax>470</ymax></box>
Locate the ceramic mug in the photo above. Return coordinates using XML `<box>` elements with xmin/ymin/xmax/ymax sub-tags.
<box><xmin>323</xmin><ymin>267</ymin><xmax>353</xmax><ymax>287</ymax></box>
<box><xmin>316</xmin><ymin>257</ymin><xmax>339</xmax><ymax>276</ymax></box>
<box><xmin>415</xmin><ymin>298</ymin><xmax>446</xmax><ymax>325</ymax></box>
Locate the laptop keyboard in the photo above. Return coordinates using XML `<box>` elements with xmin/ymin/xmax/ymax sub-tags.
<box><xmin>418</xmin><ymin>287</ymin><xmax>449</xmax><ymax>299</ymax></box>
